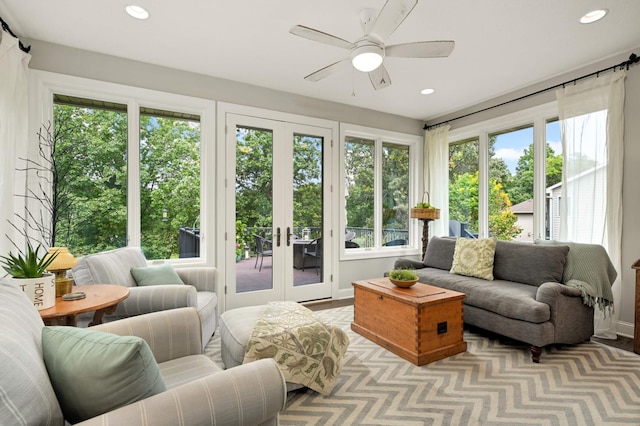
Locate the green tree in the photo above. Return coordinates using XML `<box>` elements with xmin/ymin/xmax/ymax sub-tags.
<box><xmin>139</xmin><ymin>115</ymin><xmax>201</xmax><ymax>259</ymax></box>
<box><xmin>449</xmin><ymin>171</ymin><xmax>521</xmax><ymax>240</ymax></box>
<box><xmin>53</xmin><ymin>104</ymin><xmax>128</xmax><ymax>255</ymax></box>
<box><xmin>508</xmin><ymin>143</ymin><xmax>563</xmax><ymax>205</ymax></box>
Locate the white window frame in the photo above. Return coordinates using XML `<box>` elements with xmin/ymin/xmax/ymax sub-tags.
<box><xmin>29</xmin><ymin>70</ymin><xmax>216</xmax><ymax>266</ymax></box>
<box><xmin>447</xmin><ymin>102</ymin><xmax>558</xmax><ymax>240</ymax></box>
<box><xmin>340</xmin><ymin>123</ymin><xmax>422</xmax><ymax>260</ymax></box>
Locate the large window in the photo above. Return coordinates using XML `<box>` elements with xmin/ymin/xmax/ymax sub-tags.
<box><xmin>448</xmin><ymin>138</ymin><xmax>479</xmax><ymax>238</ymax></box>
<box><xmin>448</xmin><ymin>103</ymin><xmax>560</xmax><ymax>242</ymax></box>
<box><xmin>51</xmin><ymin>95</ymin><xmax>205</xmax><ymax>260</ymax></box>
<box><xmin>342</xmin><ymin>125</ymin><xmax>419</xmax><ymax>256</ymax></box>
<box><xmin>139</xmin><ymin>109</ymin><xmax>201</xmax><ymax>260</ymax></box>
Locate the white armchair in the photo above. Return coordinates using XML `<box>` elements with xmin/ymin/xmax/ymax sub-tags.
<box><xmin>71</xmin><ymin>246</ymin><xmax>218</xmax><ymax>346</ymax></box>
<box><xmin>0</xmin><ymin>281</ymin><xmax>286</xmax><ymax>425</ymax></box>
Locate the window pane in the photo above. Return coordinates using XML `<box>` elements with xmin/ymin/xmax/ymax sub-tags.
<box><xmin>235</xmin><ymin>127</ymin><xmax>273</xmax><ymax>292</ymax></box>
<box><xmin>140</xmin><ymin>111</ymin><xmax>201</xmax><ymax>260</ymax></box>
<box><xmin>490</xmin><ymin>126</ymin><xmax>532</xmax><ymax>241</ymax></box>
<box><xmin>53</xmin><ymin>97</ymin><xmax>128</xmax><ymax>256</ymax></box>
<box><xmin>293</xmin><ymin>134</ymin><xmax>323</xmax><ymax>284</ymax></box>
<box><xmin>545</xmin><ymin>119</ymin><xmax>562</xmax><ymax>240</ymax></box>
<box><xmin>345</xmin><ymin>137</ymin><xmax>374</xmax><ymax>248</ymax></box>
<box><xmin>382</xmin><ymin>143</ymin><xmax>409</xmax><ymax>246</ymax></box>
<box><xmin>449</xmin><ymin>139</ymin><xmax>479</xmax><ymax>238</ymax></box>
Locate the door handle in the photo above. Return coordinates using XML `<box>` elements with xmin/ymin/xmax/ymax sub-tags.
<box><xmin>287</xmin><ymin>227</ymin><xmax>292</xmax><ymax>246</ymax></box>
<box><xmin>275</xmin><ymin>227</ymin><xmax>281</xmax><ymax>247</ymax></box>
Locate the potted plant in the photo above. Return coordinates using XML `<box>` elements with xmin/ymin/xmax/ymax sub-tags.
<box><xmin>1</xmin><ymin>241</ymin><xmax>59</xmax><ymax>310</ymax></box>
<box><xmin>388</xmin><ymin>269</ymin><xmax>419</xmax><ymax>288</ymax></box>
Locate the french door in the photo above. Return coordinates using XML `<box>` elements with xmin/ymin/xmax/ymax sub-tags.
<box><xmin>225</xmin><ymin>114</ymin><xmax>332</xmax><ymax>309</ymax></box>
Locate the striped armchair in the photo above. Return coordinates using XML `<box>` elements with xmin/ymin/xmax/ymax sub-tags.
<box><xmin>0</xmin><ymin>281</ymin><xmax>286</xmax><ymax>425</ymax></box>
<box><xmin>71</xmin><ymin>247</ymin><xmax>218</xmax><ymax>346</ymax></box>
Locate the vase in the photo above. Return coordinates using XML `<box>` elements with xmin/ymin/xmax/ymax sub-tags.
<box><xmin>13</xmin><ymin>273</ymin><xmax>56</xmax><ymax>310</ymax></box>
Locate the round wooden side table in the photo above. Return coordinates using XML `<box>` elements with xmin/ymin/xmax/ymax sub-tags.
<box><xmin>39</xmin><ymin>284</ymin><xmax>130</xmax><ymax>327</ymax></box>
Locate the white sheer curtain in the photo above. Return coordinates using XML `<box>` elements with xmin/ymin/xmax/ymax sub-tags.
<box><xmin>556</xmin><ymin>71</ymin><xmax>625</xmax><ymax>339</ymax></box>
<box><xmin>424</xmin><ymin>125</ymin><xmax>450</xmax><ymax>237</ymax></box>
<box><xmin>0</xmin><ymin>29</ymin><xmax>31</xmax><ymax>258</ymax></box>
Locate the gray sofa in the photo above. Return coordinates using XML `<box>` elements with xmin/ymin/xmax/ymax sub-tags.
<box><xmin>395</xmin><ymin>237</ymin><xmax>613</xmax><ymax>362</ymax></box>
<box><xmin>71</xmin><ymin>246</ymin><xmax>218</xmax><ymax>347</ymax></box>
<box><xmin>0</xmin><ymin>280</ymin><xmax>286</xmax><ymax>425</ymax></box>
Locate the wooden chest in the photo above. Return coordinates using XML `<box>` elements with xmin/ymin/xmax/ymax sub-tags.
<box><xmin>351</xmin><ymin>278</ymin><xmax>467</xmax><ymax>366</ymax></box>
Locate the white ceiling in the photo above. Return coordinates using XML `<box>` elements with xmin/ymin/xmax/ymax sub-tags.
<box><xmin>1</xmin><ymin>0</ymin><xmax>640</xmax><ymax>121</ymax></box>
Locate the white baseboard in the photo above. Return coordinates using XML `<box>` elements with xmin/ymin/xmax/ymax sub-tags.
<box><xmin>617</xmin><ymin>320</ymin><xmax>634</xmax><ymax>339</ymax></box>
<box><xmin>337</xmin><ymin>287</ymin><xmax>354</xmax><ymax>300</ymax></box>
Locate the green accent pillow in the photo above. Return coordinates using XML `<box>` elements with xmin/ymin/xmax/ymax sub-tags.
<box><xmin>130</xmin><ymin>262</ymin><xmax>185</xmax><ymax>286</ymax></box>
<box><xmin>42</xmin><ymin>326</ymin><xmax>166</xmax><ymax>424</ymax></box>
<box><xmin>450</xmin><ymin>237</ymin><xmax>497</xmax><ymax>281</ymax></box>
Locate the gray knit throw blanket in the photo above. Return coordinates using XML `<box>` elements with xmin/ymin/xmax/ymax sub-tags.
<box><xmin>536</xmin><ymin>240</ymin><xmax>616</xmax><ymax>315</ymax></box>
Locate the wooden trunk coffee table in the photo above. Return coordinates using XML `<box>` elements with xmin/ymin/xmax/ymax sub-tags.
<box><xmin>351</xmin><ymin>278</ymin><xmax>466</xmax><ymax>366</ymax></box>
<box><xmin>39</xmin><ymin>284</ymin><xmax>130</xmax><ymax>327</ymax></box>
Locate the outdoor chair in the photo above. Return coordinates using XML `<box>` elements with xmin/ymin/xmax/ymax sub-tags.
<box><xmin>383</xmin><ymin>239</ymin><xmax>407</xmax><ymax>246</ymax></box>
<box><xmin>302</xmin><ymin>237</ymin><xmax>322</xmax><ymax>275</ymax></box>
<box><xmin>345</xmin><ymin>241</ymin><xmax>360</xmax><ymax>248</ymax></box>
<box><xmin>253</xmin><ymin>234</ymin><xmax>273</xmax><ymax>272</ymax></box>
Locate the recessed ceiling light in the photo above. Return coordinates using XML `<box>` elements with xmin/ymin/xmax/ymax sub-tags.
<box><xmin>126</xmin><ymin>5</ymin><xmax>150</xmax><ymax>20</ymax></box>
<box><xmin>580</xmin><ymin>9</ymin><xmax>608</xmax><ymax>24</ymax></box>
<box><xmin>421</xmin><ymin>88</ymin><xmax>435</xmax><ymax>95</ymax></box>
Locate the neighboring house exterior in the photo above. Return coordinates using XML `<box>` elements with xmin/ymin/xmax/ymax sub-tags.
<box><xmin>546</xmin><ymin>164</ymin><xmax>606</xmax><ymax>241</ymax></box>
<box><xmin>511</xmin><ymin>199</ymin><xmax>534</xmax><ymax>242</ymax></box>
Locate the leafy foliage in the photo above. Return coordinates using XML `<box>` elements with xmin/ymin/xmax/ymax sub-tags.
<box><xmin>52</xmin><ymin>105</ymin><xmax>200</xmax><ymax>259</ymax></box>
<box><xmin>388</xmin><ymin>269</ymin><xmax>418</xmax><ymax>281</ymax></box>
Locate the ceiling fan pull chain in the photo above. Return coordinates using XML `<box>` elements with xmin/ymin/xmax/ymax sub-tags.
<box><xmin>351</xmin><ymin>67</ymin><xmax>356</xmax><ymax>97</ymax></box>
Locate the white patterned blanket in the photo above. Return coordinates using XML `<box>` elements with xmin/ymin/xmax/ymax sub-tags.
<box><xmin>243</xmin><ymin>301</ymin><xmax>349</xmax><ymax>395</ymax></box>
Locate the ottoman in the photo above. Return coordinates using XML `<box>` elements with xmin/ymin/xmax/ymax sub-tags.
<box><xmin>219</xmin><ymin>305</ymin><xmax>305</xmax><ymax>391</ymax></box>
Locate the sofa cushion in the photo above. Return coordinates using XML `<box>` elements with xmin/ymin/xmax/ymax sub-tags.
<box><xmin>72</xmin><ymin>246</ymin><xmax>147</xmax><ymax>287</ymax></box>
<box><xmin>42</xmin><ymin>326</ymin><xmax>166</xmax><ymax>423</ymax></box>
<box><xmin>423</xmin><ymin>236</ymin><xmax>456</xmax><ymax>270</ymax></box>
<box><xmin>131</xmin><ymin>263</ymin><xmax>185</xmax><ymax>286</ymax></box>
<box><xmin>413</xmin><ymin>268</ymin><xmax>551</xmax><ymax>323</ymax></box>
<box><xmin>0</xmin><ymin>282</ymin><xmax>63</xmax><ymax>426</ymax></box>
<box><xmin>494</xmin><ymin>241</ymin><xmax>569</xmax><ymax>286</ymax></box>
<box><xmin>450</xmin><ymin>237</ymin><xmax>497</xmax><ymax>280</ymax></box>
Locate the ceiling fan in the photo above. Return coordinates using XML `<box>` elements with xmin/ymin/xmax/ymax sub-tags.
<box><xmin>289</xmin><ymin>0</ymin><xmax>455</xmax><ymax>90</ymax></box>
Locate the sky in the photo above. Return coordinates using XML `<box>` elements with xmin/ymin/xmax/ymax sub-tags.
<box><xmin>493</xmin><ymin>121</ymin><xmax>561</xmax><ymax>174</ymax></box>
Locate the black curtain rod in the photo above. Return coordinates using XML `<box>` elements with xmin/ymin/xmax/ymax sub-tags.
<box><xmin>424</xmin><ymin>52</ymin><xmax>639</xmax><ymax>131</ymax></box>
<box><xmin>0</xmin><ymin>15</ymin><xmax>31</xmax><ymax>54</ymax></box>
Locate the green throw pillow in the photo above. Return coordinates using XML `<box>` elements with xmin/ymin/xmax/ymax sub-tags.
<box><xmin>42</xmin><ymin>326</ymin><xmax>166</xmax><ymax>423</ymax></box>
<box><xmin>450</xmin><ymin>237</ymin><xmax>497</xmax><ymax>280</ymax></box>
<box><xmin>130</xmin><ymin>262</ymin><xmax>185</xmax><ymax>286</ymax></box>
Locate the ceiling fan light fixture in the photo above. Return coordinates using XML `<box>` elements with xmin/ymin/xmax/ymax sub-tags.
<box><xmin>126</xmin><ymin>5</ymin><xmax>150</xmax><ymax>20</ymax></box>
<box><xmin>580</xmin><ymin>9</ymin><xmax>608</xmax><ymax>24</ymax></box>
<box><xmin>351</xmin><ymin>44</ymin><xmax>384</xmax><ymax>72</ymax></box>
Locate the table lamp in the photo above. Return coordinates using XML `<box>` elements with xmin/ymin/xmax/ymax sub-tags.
<box><xmin>47</xmin><ymin>247</ymin><xmax>78</xmax><ymax>297</ymax></box>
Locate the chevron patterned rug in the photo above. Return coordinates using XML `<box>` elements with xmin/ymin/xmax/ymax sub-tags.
<box><xmin>206</xmin><ymin>305</ymin><xmax>640</xmax><ymax>425</ymax></box>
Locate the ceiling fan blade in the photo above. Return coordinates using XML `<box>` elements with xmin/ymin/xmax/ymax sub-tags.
<box><xmin>369</xmin><ymin>64</ymin><xmax>392</xmax><ymax>90</ymax></box>
<box><xmin>386</xmin><ymin>40</ymin><xmax>455</xmax><ymax>58</ymax></box>
<box><xmin>289</xmin><ymin>25</ymin><xmax>354</xmax><ymax>50</ymax></box>
<box><xmin>369</xmin><ymin>0</ymin><xmax>418</xmax><ymax>41</ymax></box>
<box><xmin>304</xmin><ymin>58</ymin><xmax>351</xmax><ymax>82</ymax></box>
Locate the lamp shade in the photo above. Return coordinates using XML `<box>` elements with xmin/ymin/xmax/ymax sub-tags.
<box><xmin>351</xmin><ymin>44</ymin><xmax>384</xmax><ymax>72</ymax></box>
<box><xmin>47</xmin><ymin>247</ymin><xmax>77</xmax><ymax>271</ymax></box>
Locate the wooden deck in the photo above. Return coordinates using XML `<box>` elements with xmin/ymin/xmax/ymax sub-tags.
<box><xmin>235</xmin><ymin>256</ymin><xmax>321</xmax><ymax>293</ymax></box>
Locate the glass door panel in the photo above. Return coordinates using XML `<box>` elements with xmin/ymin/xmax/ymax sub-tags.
<box><xmin>292</xmin><ymin>133</ymin><xmax>323</xmax><ymax>286</ymax></box>
<box><xmin>235</xmin><ymin>125</ymin><xmax>274</xmax><ymax>294</ymax></box>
